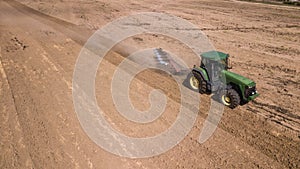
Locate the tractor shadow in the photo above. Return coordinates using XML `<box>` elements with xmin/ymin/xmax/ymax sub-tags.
<box><xmin>182</xmin><ymin>76</ymin><xmax>223</xmax><ymax>104</ymax></box>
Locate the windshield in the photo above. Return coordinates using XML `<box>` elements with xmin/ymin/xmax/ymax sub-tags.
<box><xmin>219</xmin><ymin>59</ymin><xmax>227</xmax><ymax>66</ymax></box>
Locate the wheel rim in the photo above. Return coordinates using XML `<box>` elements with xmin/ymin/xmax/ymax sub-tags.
<box><xmin>222</xmin><ymin>95</ymin><xmax>231</xmax><ymax>106</ymax></box>
<box><xmin>189</xmin><ymin>76</ymin><xmax>199</xmax><ymax>90</ymax></box>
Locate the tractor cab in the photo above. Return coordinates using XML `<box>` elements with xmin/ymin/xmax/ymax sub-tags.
<box><xmin>199</xmin><ymin>51</ymin><xmax>230</xmax><ymax>84</ymax></box>
<box><xmin>200</xmin><ymin>51</ymin><xmax>231</xmax><ymax>71</ymax></box>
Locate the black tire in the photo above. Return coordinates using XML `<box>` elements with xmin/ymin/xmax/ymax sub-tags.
<box><xmin>220</xmin><ymin>89</ymin><xmax>240</xmax><ymax>109</ymax></box>
<box><xmin>198</xmin><ymin>73</ymin><xmax>207</xmax><ymax>94</ymax></box>
<box><xmin>187</xmin><ymin>72</ymin><xmax>207</xmax><ymax>93</ymax></box>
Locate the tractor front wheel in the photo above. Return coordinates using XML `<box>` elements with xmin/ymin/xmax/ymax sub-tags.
<box><xmin>187</xmin><ymin>72</ymin><xmax>207</xmax><ymax>93</ymax></box>
<box><xmin>220</xmin><ymin>89</ymin><xmax>240</xmax><ymax>109</ymax></box>
<box><xmin>187</xmin><ymin>73</ymin><xmax>199</xmax><ymax>92</ymax></box>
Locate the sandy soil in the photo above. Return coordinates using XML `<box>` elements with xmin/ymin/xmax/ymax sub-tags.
<box><xmin>0</xmin><ymin>0</ymin><xmax>299</xmax><ymax>168</ymax></box>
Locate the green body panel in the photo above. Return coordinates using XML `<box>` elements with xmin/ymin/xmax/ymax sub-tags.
<box><xmin>193</xmin><ymin>67</ymin><xmax>209</xmax><ymax>80</ymax></box>
<box><xmin>222</xmin><ymin>70</ymin><xmax>255</xmax><ymax>86</ymax></box>
<box><xmin>222</xmin><ymin>70</ymin><xmax>258</xmax><ymax>101</ymax></box>
<box><xmin>201</xmin><ymin>51</ymin><xmax>228</xmax><ymax>61</ymax></box>
<box><xmin>247</xmin><ymin>93</ymin><xmax>259</xmax><ymax>101</ymax></box>
<box><xmin>221</xmin><ymin>70</ymin><xmax>256</xmax><ymax>99</ymax></box>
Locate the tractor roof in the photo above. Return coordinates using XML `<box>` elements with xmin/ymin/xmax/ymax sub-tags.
<box><xmin>201</xmin><ymin>51</ymin><xmax>229</xmax><ymax>61</ymax></box>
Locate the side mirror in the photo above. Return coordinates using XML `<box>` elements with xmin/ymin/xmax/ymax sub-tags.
<box><xmin>227</xmin><ymin>65</ymin><xmax>233</xmax><ymax>69</ymax></box>
<box><xmin>227</xmin><ymin>58</ymin><xmax>233</xmax><ymax>69</ymax></box>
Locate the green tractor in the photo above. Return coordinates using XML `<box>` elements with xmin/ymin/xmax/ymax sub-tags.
<box><xmin>187</xmin><ymin>51</ymin><xmax>259</xmax><ymax>109</ymax></box>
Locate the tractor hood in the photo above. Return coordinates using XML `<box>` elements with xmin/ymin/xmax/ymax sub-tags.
<box><xmin>222</xmin><ymin>70</ymin><xmax>256</xmax><ymax>86</ymax></box>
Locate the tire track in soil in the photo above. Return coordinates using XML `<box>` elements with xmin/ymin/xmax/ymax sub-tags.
<box><xmin>178</xmin><ymin>24</ymin><xmax>300</xmax><ymax>32</ymax></box>
<box><xmin>4</xmin><ymin>0</ymin><xmax>92</xmax><ymax>47</ymax></box>
<box><xmin>237</xmin><ymin>60</ymin><xmax>300</xmax><ymax>132</ymax></box>
<box><xmin>0</xmin><ymin>47</ymin><xmax>35</xmax><ymax>168</ymax></box>
<box><xmin>0</xmin><ymin>36</ymin><xmax>62</xmax><ymax>168</ymax></box>
<box><xmin>1</xmin><ymin>1</ymin><xmax>150</xmax><ymax>168</ymax></box>
<box><xmin>0</xmin><ymin>28</ymin><xmax>100</xmax><ymax>168</ymax></box>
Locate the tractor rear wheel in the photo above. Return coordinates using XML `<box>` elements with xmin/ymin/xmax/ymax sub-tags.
<box><xmin>187</xmin><ymin>72</ymin><xmax>207</xmax><ymax>93</ymax></box>
<box><xmin>220</xmin><ymin>89</ymin><xmax>240</xmax><ymax>109</ymax></box>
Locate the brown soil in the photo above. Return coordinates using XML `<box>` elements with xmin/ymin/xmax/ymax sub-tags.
<box><xmin>0</xmin><ymin>0</ymin><xmax>299</xmax><ymax>168</ymax></box>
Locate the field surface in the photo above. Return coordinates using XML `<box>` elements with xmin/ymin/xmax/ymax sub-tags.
<box><xmin>0</xmin><ymin>0</ymin><xmax>299</xmax><ymax>168</ymax></box>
